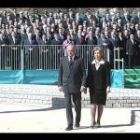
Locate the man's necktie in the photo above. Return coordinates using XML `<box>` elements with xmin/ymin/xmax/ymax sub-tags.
<box><xmin>79</xmin><ymin>36</ymin><xmax>82</xmax><ymax>44</ymax></box>
<box><xmin>69</xmin><ymin>57</ymin><xmax>73</xmax><ymax>69</ymax></box>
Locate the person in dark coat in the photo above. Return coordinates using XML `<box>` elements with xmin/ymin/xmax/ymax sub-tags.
<box><xmin>126</xmin><ymin>33</ymin><xmax>138</xmax><ymax>68</ymax></box>
<box><xmin>85</xmin><ymin>46</ymin><xmax>111</xmax><ymax>128</ymax></box>
<box><xmin>0</xmin><ymin>33</ymin><xmax>10</xmax><ymax>70</ymax></box>
<box><xmin>9</xmin><ymin>31</ymin><xmax>21</xmax><ymax>70</ymax></box>
<box><xmin>134</xmin><ymin>29</ymin><xmax>140</xmax><ymax>66</ymax></box>
<box><xmin>51</xmin><ymin>32</ymin><xmax>63</xmax><ymax>69</ymax></box>
<box><xmin>23</xmin><ymin>33</ymin><xmax>38</xmax><ymax>69</ymax></box>
<box><xmin>38</xmin><ymin>34</ymin><xmax>51</xmax><ymax>69</ymax></box>
<box><xmin>58</xmin><ymin>44</ymin><xmax>86</xmax><ymax>131</ymax></box>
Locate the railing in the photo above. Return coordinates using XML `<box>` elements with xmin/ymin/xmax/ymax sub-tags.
<box><xmin>113</xmin><ymin>47</ymin><xmax>125</xmax><ymax>88</ymax></box>
<box><xmin>0</xmin><ymin>45</ymin><xmax>123</xmax><ymax>70</ymax></box>
<box><xmin>114</xmin><ymin>47</ymin><xmax>124</xmax><ymax>70</ymax></box>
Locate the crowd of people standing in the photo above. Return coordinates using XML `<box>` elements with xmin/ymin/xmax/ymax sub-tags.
<box><xmin>0</xmin><ymin>9</ymin><xmax>140</xmax><ymax>69</ymax></box>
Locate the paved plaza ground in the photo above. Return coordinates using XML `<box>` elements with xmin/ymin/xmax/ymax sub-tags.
<box><xmin>0</xmin><ymin>103</ymin><xmax>140</xmax><ymax>133</ymax></box>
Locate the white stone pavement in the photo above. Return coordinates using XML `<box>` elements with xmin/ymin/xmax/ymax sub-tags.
<box><xmin>0</xmin><ymin>103</ymin><xmax>140</xmax><ymax>133</ymax></box>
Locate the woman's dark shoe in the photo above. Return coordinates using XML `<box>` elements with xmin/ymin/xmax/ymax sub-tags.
<box><xmin>90</xmin><ymin>121</ymin><xmax>96</xmax><ymax>129</ymax></box>
<box><xmin>94</xmin><ymin>122</ymin><xmax>101</xmax><ymax>128</ymax></box>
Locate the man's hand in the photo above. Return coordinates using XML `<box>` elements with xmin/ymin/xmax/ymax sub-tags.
<box><xmin>80</xmin><ymin>86</ymin><xmax>87</xmax><ymax>94</ymax></box>
<box><xmin>58</xmin><ymin>86</ymin><xmax>63</xmax><ymax>92</ymax></box>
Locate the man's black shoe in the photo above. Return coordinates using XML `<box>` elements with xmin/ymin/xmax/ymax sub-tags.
<box><xmin>65</xmin><ymin>126</ymin><xmax>73</xmax><ymax>131</ymax></box>
<box><xmin>74</xmin><ymin>124</ymin><xmax>80</xmax><ymax>128</ymax></box>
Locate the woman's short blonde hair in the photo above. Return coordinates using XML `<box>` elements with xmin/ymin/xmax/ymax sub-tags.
<box><xmin>92</xmin><ymin>46</ymin><xmax>104</xmax><ymax>58</ymax></box>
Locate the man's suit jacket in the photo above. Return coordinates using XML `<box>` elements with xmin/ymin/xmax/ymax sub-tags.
<box><xmin>9</xmin><ymin>36</ymin><xmax>21</xmax><ymax>45</ymax></box>
<box><xmin>122</xmin><ymin>15</ymin><xmax>132</xmax><ymax>25</ymax></box>
<box><xmin>134</xmin><ymin>35</ymin><xmax>140</xmax><ymax>43</ymax></box>
<box><xmin>126</xmin><ymin>39</ymin><xmax>138</xmax><ymax>55</ymax></box>
<box><xmin>58</xmin><ymin>56</ymin><xmax>86</xmax><ymax>93</ymax></box>
<box><xmin>75</xmin><ymin>35</ymin><xmax>85</xmax><ymax>45</ymax></box>
<box><xmin>110</xmin><ymin>37</ymin><xmax>120</xmax><ymax>48</ymax></box>
<box><xmin>134</xmin><ymin>16</ymin><xmax>140</xmax><ymax>24</ymax></box>
<box><xmin>85</xmin><ymin>36</ymin><xmax>97</xmax><ymax>45</ymax></box>
<box><xmin>8</xmin><ymin>36</ymin><xmax>21</xmax><ymax>52</ymax></box>
<box><xmin>23</xmin><ymin>38</ymin><xmax>38</xmax><ymax>54</ymax></box>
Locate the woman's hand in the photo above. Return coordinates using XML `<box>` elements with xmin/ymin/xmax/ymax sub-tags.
<box><xmin>80</xmin><ymin>86</ymin><xmax>87</xmax><ymax>94</ymax></box>
<box><xmin>106</xmin><ymin>86</ymin><xmax>110</xmax><ymax>94</ymax></box>
<box><xmin>58</xmin><ymin>86</ymin><xmax>63</xmax><ymax>92</ymax></box>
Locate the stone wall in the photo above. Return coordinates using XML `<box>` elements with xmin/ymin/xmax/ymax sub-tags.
<box><xmin>0</xmin><ymin>84</ymin><xmax>140</xmax><ymax>108</ymax></box>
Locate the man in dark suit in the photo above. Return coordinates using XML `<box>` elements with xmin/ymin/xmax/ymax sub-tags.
<box><xmin>9</xmin><ymin>31</ymin><xmax>21</xmax><ymax>70</ymax></box>
<box><xmin>58</xmin><ymin>44</ymin><xmax>86</xmax><ymax>131</ymax></box>
<box><xmin>122</xmin><ymin>12</ymin><xmax>132</xmax><ymax>26</ymax></box>
<box><xmin>134</xmin><ymin>11</ymin><xmax>140</xmax><ymax>24</ymax></box>
<box><xmin>134</xmin><ymin>29</ymin><xmax>140</xmax><ymax>65</ymax></box>
<box><xmin>126</xmin><ymin>33</ymin><xmax>138</xmax><ymax>68</ymax></box>
<box><xmin>23</xmin><ymin>33</ymin><xmax>38</xmax><ymax>69</ymax></box>
<box><xmin>51</xmin><ymin>32</ymin><xmax>63</xmax><ymax>69</ymax></box>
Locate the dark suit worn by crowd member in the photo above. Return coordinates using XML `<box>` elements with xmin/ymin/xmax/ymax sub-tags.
<box><xmin>58</xmin><ymin>55</ymin><xmax>86</xmax><ymax>130</ymax></box>
<box><xmin>126</xmin><ymin>39</ymin><xmax>138</xmax><ymax>68</ymax></box>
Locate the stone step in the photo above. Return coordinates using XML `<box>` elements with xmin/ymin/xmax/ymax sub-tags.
<box><xmin>0</xmin><ymin>84</ymin><xmax>140</xmax><ymax>108</ymax></box>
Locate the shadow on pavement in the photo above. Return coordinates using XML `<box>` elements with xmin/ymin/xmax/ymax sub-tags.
<box><xmin>72</xmin><ymin>124</ymin><xmax>131</xmax><ymax>131</ymax></box>
<box><xmin>100</xmin><ymin>124</ymin><xmax>131</xmax><ymax>128</ymax></box>
<box><xmin>74</xmin><ymin>109</ymin><xmax>140</xmax><ymax>130</ymax></box>
<box><xmin>99</xmin><ymin>109</ymin><xmax>140</xmax><ymax>128</ymax></box>
<box><xmin>0</xmin><ymin>101</ymin><xmax>139</xmax><ymax>131</ymax></box>
<box><xmin>0</xmin><ymin>107</ymin><xmax>64</xmax><ymax>114</ymax></box>
<box><xmin>0</xmin><ymin>97</ymin><xmax>66</xmax><ymax>113</ymax></box>
<box><xmin>73</xmin><ymin>126</ymin><xmax>91</xmax><ymax>130</ymax></box>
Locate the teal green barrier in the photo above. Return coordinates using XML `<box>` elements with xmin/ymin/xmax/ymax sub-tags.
<box><xmin>24</xmin><ymin>70</ymin><xmax>58</xmax><ymax>84</ymax></box>
<box><xmin>0</xmin><ymin>70</ymin><xmax>24</xmax><ymax>84</ymax></box>
<box><xmin>0</xmin><ymin>70</ymin><xmax>58</xmax><ymax>85</ymax></box>
<box><xmin>111</xmin><ymin>69</ymin><xmax>123</xmax><ymax>88</ymax></box>
<box><xmin>0</xmin><ymin>70</ymin><xmax>123</xmax><ymax>88</ymax></box>
<box><xmin>124</xmin><ymin>69</ymin><xmax>140</xmax><ymax>88</ymax></box>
